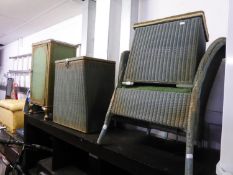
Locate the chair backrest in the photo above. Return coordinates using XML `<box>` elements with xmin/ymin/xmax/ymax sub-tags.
<box><xmin>123</xmin><ymin>11</ymin><xmax>209</xmax><ymax>87</ymax></box>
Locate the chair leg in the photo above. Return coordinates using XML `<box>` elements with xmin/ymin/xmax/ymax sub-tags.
<box><xmin>146</xmin><ymin>128</ymin><xmax>151</xmax><ymax>135</ymax></box>
<box><xmin>97</xmin><ymin>90</ymin><xmax>116</xmax><ymax>145</ymax></box>
<box><xmin>185</xmin><ymin>136</ymin><xmax>194</xmax><ymax>175</ymax></box>
<box><xmin>185</xmin><ymin>152</ymin><xmax>193</xmax><ymax>175</ymax></box>
<box><xmin>97</xmin><ymin>113</ymin><xmax>112</xmax><ymax>145</ymax></box>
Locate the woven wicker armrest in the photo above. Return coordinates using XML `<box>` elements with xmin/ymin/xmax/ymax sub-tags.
<box><xmin>185</xmin><ymin>37</ymin><xmax>226</xmax><ymax>175</ymax></box>
<box><xmin>118</xmin><ymin>51</ymin><xmax>130</xmax><ymax>87</ymax></box>
<box><xmin>188</xmin><ymin>37</ymin><xmax>226</xmax><ymax>140</ymax></box>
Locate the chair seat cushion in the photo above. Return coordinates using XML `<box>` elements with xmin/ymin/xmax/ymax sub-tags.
<box><xmin>0</xmin><ymin>99</ymin><xmax>25</xmax><ymax>112</ymax></box>
<box><xmin>111</xmin><ymin>87</ymin><xmax>191</xmax><ymax>130</ymax></box>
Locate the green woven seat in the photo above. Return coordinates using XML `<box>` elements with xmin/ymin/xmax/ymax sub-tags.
<box><xmin>97</xmin><ymin>11</ymin><xmax>226</xmax><ymax>175</ymax></box>
<box><xmin>111</xmin><ymin>88</ymin><xmax>191</xmax><ymax>130</ymax></box>
<box><xmin>122</xmin><ymin>86</ymin><xmax>192</xmax><ymax>93</ymax></box>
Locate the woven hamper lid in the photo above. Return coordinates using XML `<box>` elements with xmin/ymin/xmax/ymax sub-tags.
<box><xmin>55</xmin><ymin>56</ymin><xmax>115</xmax><ymax>64</ymax></box>
<box><xmin>32</xmin><ymin>39</ymin><xmax>77</xmax><ymax>48</ymax></box>
<box><xmin>133</xmin><ymin>11</ymin><xmax>209</xmax><ymax>41</ymax></box>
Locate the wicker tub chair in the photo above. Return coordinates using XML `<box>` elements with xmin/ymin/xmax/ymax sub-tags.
<box><xmin>97</xmin><ymin>11</ymin><xmax>226</xmax><ymax>175</ymax></box>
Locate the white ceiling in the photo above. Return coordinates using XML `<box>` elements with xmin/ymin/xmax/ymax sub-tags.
<box><xmin>0</xmin><ymin>0</ymin><xmax>84</xmax><ymax>46</ymax></box>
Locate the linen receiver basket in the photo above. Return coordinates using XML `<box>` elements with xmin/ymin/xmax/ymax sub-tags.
<box><xmin>97</xmin><ymin>11</ymin><xmax>226</xmax><ymax>175</ymax></box>
<box><xmin>53</xmin><ymin>56</ymin><xmax>115</xmax><ymax>133</ymax></box>
<box><xmin>30</xmin><ymin>39</ymin><xmax>77</xmax><ymax>119</ymax></box>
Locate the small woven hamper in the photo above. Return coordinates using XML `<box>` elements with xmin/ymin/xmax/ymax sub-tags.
<box><xmin>53</xmin><ymin>56</ymin><xmax>115</xmax><ymax>133</ymax></box>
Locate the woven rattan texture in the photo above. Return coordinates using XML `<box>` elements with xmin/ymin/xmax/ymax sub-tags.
<box><xmin>111</xmin><ymin>88</ymin><xmax>191</xmax><ymax>130</ymax></box>
<box><xmin>123</xmin><ymin>17</ymin><xmax>206</xmax><ymax>85</ymax></box>
<box><xmin>53</xmin><ymin>58</ymin><xmax>115</xmax><ymax>133</ymax></box>
<box><xmin>53</xmin><ymin>61</ymin><xmax>87</xmax><ymax>132</ymax></box>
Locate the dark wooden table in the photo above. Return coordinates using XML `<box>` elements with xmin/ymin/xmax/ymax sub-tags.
<box><xmin>24</xmin><ymin>113</ymin><xmax>219</xmax><ymax>175</ymax></box>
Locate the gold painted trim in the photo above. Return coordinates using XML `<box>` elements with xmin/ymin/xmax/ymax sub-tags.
<box><xmin>133</xmin><ymin>11</ymin><xmax>209</xmax><ymax>41</ymax></box>
<box><xmin>32</xmin><ymin>39</ymin><xmax>78</xmax><ymax>48</ymax></box>
<box><xmin>55</xmin><ymin>56</ymin><xmax>116</xmax><ymax>64</ymax></box>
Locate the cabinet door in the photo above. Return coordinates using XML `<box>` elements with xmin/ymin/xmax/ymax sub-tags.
<box><xmin>31</xmin><ymin>44</ymin><xmax>48</xmax><ymax>106</ymax></box>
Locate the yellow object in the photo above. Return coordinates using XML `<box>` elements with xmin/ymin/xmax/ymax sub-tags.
<box><xmin>0</xmin><ymin>99</ymin><xmax>25</xmax><ymax>111</ymax></box>
<box><xmin>0</xmin><ymin>99</ymin><xmax>25</xmax><ymax>133</ymax></box>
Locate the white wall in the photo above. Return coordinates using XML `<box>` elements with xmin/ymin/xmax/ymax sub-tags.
<box><xmin>119</xmin><ymin>0</ymin><xmax>138</xmax><ymax>54</ymax></box>
<box><xmin>217</xmin><ymin>0</ymin><xmax>233</xmax><ymax>174</ymax></box>
<box><xmin>138</xmin><ymin>0</ymin><xmax>228</xmax><ymax>45</ymax></box>
<box><xmin>94</xmin><ymin>0</ymin><xmax>111</xmax><ymax>59</ymax></box>
<box><xmin>81</xmin><ymin>0</ymin><xmax>96</xmax><ymax>57</ymax></box>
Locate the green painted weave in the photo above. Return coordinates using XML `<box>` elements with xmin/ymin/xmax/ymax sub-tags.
<box><xmin>31</xmin><ymin>45</ymin><xmax>47</xmax><ymax>102</ymax></box>
<box><xmin>123</xmin><ymin>86</ymin><xmax>192</xmax><ymax>93</ymax></box>
<box><xmin>123</xmin><ymin>17</ymin><xmax>206</xmax><ymax>85</ymax></box>
<box><xmin>111</xmin><ymin>88</ymin><xmax>191</xmax><ymax>130</ymax></box>
<box><xmin>31</xmin><ymin>40</ymin><xmax>76</xmax><ymax>107</ymax></box>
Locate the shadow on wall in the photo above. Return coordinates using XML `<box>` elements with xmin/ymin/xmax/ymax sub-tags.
<box><xmin>203</xmin><ymin>59</ymin><xmax>225</xmax><ymax>150</ymax></box>
<box><xmin>0</xmin><ymin>49</ymin><xmax>2</xmax><ymax>67</ymax></box>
